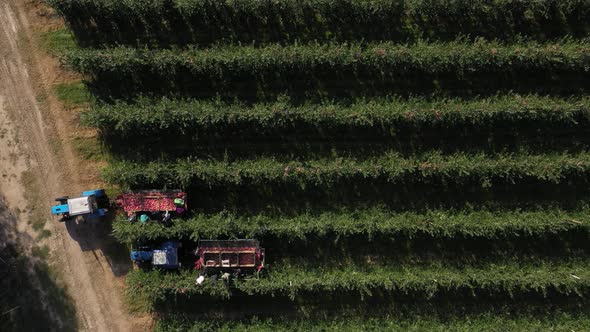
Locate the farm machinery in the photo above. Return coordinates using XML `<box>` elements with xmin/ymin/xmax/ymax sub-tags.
<box><xmin>51</xmin><ymin>189</ymin><xmax>109</xmax><ymax>221</ymax></box>
<box><xmin>116</xmin><ymin>190</ymin><xmax>187</xmax><ymax>222</ymax></box>
<box><xmin>52</xmin><ymin>189</ymin><xmax>266</xmax><ymax>277</ymax></box>
<box><xmin>130</xmin><ymin>241</ymin><xmax>182</xmax><ymax>269</ymax></box>
<box><xmin>194</xmin><ymin>239</ymin><xmax>265</xmax><ymax>273</ymax></box>
<box><xmin>51</xmin><ymin>189</ymin><xmax>187</xmax><ymax>222</ymax></box>
<box><xmin>129</xmin><ymin>239</ymin><xmax>266</xmax><ymax>276</ymax></box>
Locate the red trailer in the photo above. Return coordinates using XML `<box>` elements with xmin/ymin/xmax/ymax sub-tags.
<box><xmin>194</xmin><ymin>239</ymin><xmax>265</xmax><ymax>273</ymax></box>
<box><xmin>116</xmin><ymin>190</ymin><xmax>187</xmax><ymax>221</ymax></box>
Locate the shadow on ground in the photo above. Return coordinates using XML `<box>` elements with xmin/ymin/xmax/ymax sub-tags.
<box><xmin>65</xmin><ymin>211</ymin><xmax>131</xmax><ymax>277</ymax></box>
<box><xmin>0</xmin><ymin>195</ymin><xmax>77</xmax><ymax>332</ymax></box>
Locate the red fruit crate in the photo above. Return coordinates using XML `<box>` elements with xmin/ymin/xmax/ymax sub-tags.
<box><xmin>116</xmin><ymin>190</ymin><xmax>187</xmax><ymax>213</ymax></box>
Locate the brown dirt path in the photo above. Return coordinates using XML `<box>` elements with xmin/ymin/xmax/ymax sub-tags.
<box><xmin>0</xmin><ymin>0</ymin><xmax>150</xmax><ymax>331</ymax></box>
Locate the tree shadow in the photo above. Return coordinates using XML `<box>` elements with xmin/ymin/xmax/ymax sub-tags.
<box><xmin>154</xmin><ymin>286</ymin><xmax>590</xmax><ymax>319</ymax></box>
<box><xmin>159</xmin><ymin>177</ymin><xmax>590</xmax><ymax>215</ymax></box>
<box><xmin>0</xmin><ymin>196</ymin><xmax>77</xmax><ymax>332</ymax></box>
<box><xmin>86</xmin><ymin>67</ymin><xmax>590</xmax><ymax>102</ymax></box>
<box><xmin>262</xmin><ymin>232</ymin><xmax>590</xmax><ymax>264</ymax></box>
<box><xmin>101</xmin><ymin>121</ymin><xmax>590</xmax><ymax>162</ymax></box>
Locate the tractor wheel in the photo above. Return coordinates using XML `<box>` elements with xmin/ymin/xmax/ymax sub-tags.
<box><xmin>97</xmin><ymin>196</ymin><xmax>110</xmax><ymax>209</ymax></box>
<box><xmin>60</xmin><ymin>214</ymin><xmax>72</xmax><ymax>222</ymax></box>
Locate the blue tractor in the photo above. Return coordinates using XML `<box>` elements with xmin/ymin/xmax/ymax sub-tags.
<box><xmin>51</xmin><ymin>189</ymin><xmax>109</xmax><ymax>221</ymax></box>
<box><xmin>130</xmin><ymin>241</ymin><xmax>182</xmax><ymax>269</ymax></box>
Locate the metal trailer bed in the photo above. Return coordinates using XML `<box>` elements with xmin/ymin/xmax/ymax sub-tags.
<box><xmin>195</xmin><ymin>239</ymin><xmax>265</xmax><ymax>272</ymax></box>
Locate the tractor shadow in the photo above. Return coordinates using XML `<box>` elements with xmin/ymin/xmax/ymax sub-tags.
<box><xmin>65</xmin><ymin>211</ymin><xmax>131</xmax><ymax>277</ymax></box>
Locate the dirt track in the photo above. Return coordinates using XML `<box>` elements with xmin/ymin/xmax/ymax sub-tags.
<box><xmin>0</xmin><ymin>1</ymin><xmax>146</xmax><ymax>331</ymax></box>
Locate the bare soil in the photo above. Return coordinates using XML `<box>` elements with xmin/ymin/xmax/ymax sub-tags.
<box><xmin>0</xmin><ymin>0</ymin><xmax>152</xmax><ymax>330</ymax></box>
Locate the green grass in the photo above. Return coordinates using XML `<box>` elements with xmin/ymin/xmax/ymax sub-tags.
<box><xmin>31</xmin><ymin>245</ymin><xmax>50</xmax><ymax>259</ymax></box>
<box><xmin>54</xmin><ymin>82</ymin><xmax>92</xmax><ymax>107</ymax></box>
<box><xmin>40</xmin><ymin>28</ymin><xmax>77</xmax><ymax>54</ymax></box>
<box><xmin>71</xmin><ymin>136</ymin><xmax>109</xmax><ymax>161</ymax></box>
<box><xmin>36</xmin><ymin>229</ymin><xmax>52</xmax><ymax>241</ymax></box>
<box><xmin>31</xmin><ymin>218</ymin><xmax>46</xmax><ymax>232</ymax></box>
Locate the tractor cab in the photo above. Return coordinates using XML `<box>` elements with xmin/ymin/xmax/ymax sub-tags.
<box><xmin>129</xmin><ymin>243</ymin><xmax>153</xmax><ymax>264</ymax></box>
<box><xmin>131</xmin><ymin>241</ymin><xmax>182</xmax><ymax>270</ymax></box>
<box><xmin>51</xmin><ymin>189</ymin><xmax>108</xmax><ymax>221</ymax></box>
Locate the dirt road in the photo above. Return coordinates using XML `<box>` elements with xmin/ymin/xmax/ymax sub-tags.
<box><xmin>0</xmin><ymin>1</ymin><xmax>146</xmax><ymax>330</ymax></box>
